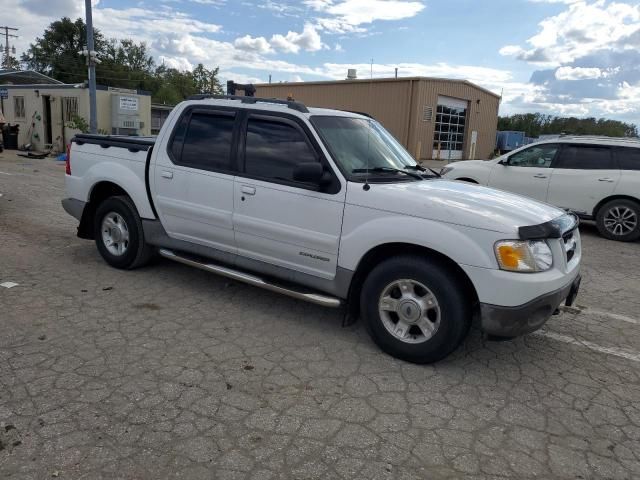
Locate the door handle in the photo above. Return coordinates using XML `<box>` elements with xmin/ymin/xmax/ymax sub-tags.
<box><xmin>161</xmin><ymin>171</ymin><xmax>173</xmax><ymax>179</ymax></box>
<box><xmin>241</xmin><ymin>186</ymin><xmax>256</xmax><ymax>195</ymax></box>
<box><xmin>598</xmin><ymin>178</ymin><xmax>615</xmax><ymax>182</ymax></box>
<box><xmin>533</xmin><ymin>174</ymin><xmax>547</xmax><ymax>179</ymax></box>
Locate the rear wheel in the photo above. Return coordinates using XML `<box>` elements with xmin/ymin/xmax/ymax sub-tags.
<box><xmin>596</xmin><ymin>199</ymin><xmax>640</xmax><ymax>242</ymax></box>
<box><xmin>94</xmin><ymin>196</ymin><xmax>153</xmax><ymax>269</ymax></box>
<box><xmin>360</xmin><ymin>255</ymin><xmax>472</xmax><ymax>363</ymax></box>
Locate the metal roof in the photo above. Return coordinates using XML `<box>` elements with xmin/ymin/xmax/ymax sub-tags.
<box><xmin>256</xmin><ymin>76</ymin><xmax>502</xmax><ymax>99</ymax></box>
<box><xmin>0</xmin><ymin>70</ymin><xmax>63</xmax><ymax>85</ymax></box>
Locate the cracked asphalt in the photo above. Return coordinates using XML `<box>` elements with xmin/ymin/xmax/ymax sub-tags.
<box><xmin>1</xmin><ymin>152</ymin><xmax>640</xmax><ymax>480</ymax></box>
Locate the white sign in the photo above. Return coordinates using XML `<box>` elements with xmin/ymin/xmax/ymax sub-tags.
<box><xmin>471</xmin><ymin>130</ymin><xmax>478</xmax><ymax>144</ymax></box>
<box><xmin>119</xmin><ymin>96</ymin><xmax>138</xmax><ymax>111</ymax></box>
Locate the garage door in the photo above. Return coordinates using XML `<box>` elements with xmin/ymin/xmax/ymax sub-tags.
<box><xmin>432</xmin><ymin>96</ymin><xmax>468</xmax><ymax>161</ymax></box>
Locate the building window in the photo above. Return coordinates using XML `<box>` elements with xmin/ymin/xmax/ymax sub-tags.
<box><xmin>13</xmin><ymin>96</ymin><xmax>25</xmax><ymax>119</ymax></box>
<box><xmin>63</xmin><ymin>97</ymin><xmax>79</xmax><ymax>122</ymax></box>
<box><xmin>433</xmin><ymin>104</ymin><xmax>467</xmax><ymax>153</ymax></box>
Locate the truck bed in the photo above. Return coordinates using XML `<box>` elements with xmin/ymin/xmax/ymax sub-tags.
<box><xmin>66</xmin><ymin>134</ymin><xmax>157</xmax><ymax>220</ymax></box>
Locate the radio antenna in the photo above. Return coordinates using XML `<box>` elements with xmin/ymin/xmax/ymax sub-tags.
<box><xmin>363</xmin><ymin>58</ymin><xmax>374</xmax><ymax>191</ymax></box>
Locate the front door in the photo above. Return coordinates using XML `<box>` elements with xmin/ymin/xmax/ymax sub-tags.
<box><xmin>488</xmin><ymin>143</ymin><xmax>559</xmax><ymax>202</ymax></box>
<box><xmin>233</xmin><ymin>113</ymin><xmax>345</xmax><ymax>280</ymax></box>
<box><xmin>151</xmin><ymin>107</ymin><xmax>239</xmax><ymax>254</ymax></box>
<box><xmin>547</xmin><ymin>144</ymin><xmax>619</xmax><ymax>215</ymax></box>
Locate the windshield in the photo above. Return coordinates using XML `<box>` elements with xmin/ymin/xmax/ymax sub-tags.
<box><xmin>311</xmin><ymin>116</ymin><xmax>418</xmax><ymax>177</ymax></box>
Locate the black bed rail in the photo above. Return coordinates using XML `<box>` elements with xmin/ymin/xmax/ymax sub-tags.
<box><xmin>72</xmin><ymin>134</ymin><xmax>155</xmax><ymax>152</ymax></box>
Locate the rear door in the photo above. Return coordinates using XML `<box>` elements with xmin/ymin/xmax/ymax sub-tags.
<box><xmin>151</xmin><ymin>107</ymin><xmax>239</xmax><ymax>253</ymax></box>
<box><xmin>233</xmin><ymin>112</ymin><xmax>345</xmax><ymax>280</ymax></box>
<box><xmin>547</xmin><ymin>144</ymin><xmax>619</xmax><ymax>216</ymax></box>
<box><xmin>488</xmin><ymin>143</ymin><xmax>559</xmax><ymax>202</ymax></box>
<box><xmin>615</xmin><ymin>147</ymin><xmax>640</xmax><ymax>199</ymax></box>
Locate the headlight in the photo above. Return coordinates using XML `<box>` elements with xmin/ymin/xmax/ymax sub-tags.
<box><xmin>494</xmin><ymin>240</ymin><xmax>553</xmax><ymax>272</ymax></box>
<box><xmin>440</xmin><ymin>166</ymin><xmax>454</xmax><ymax>176</ymax></box>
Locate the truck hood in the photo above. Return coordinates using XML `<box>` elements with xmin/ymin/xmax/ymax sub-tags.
<box><xmin>347</xmin><ymin>179</ymin><xmax>566</xmax><ymax>234</ymax></box>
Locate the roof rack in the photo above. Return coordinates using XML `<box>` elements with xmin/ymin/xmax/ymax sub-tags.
<box><xmin>187</xmin><ymin>94</ymin><xmax>309</xmax><ymax>114</ymax></box>
<box><xmin>558</xmin><ymin>134</ymin><xmax>640</xmax><ymax>144</ymax></box>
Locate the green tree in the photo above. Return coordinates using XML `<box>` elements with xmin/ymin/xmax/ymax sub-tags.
<box><xmin>499</xmin><ymin>113</ymin><xmax>637</xmax><ymax>138</ymax></box>
<box><xmin>22</xmin><ymin>16</ymin><xmax>225</xmax><ymax>106</ymax></box>
<box><xmin>21</xmin><ymin>17</ymin><xmax>106</xmax><ymax>84</ymax></box>
<box><xmin>192</xmin><ymin>63</ymin><xmax>223</xmax><ymax>95</ymax></box>
<box><xmin>2</xmin><ymin>54</ymin><xmax>21</xmax><ymax>70</ymax></box>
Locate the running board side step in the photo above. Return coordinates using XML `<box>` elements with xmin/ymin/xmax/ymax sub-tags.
<box><xmin>158</xmin><ymin>249</ymin><xmax>342</xmax><ymax>308</ymax></box>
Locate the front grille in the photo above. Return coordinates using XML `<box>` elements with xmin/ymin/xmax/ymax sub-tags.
<box><xmin>563</xmin><ymin>230</ymin><xmax>577</xmax><ymax>263</ymax></box>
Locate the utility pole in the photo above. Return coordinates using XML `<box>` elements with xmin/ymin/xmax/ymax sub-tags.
<box><xmin>0</xmin><ymin>26</ymin><xmax>18</xmax><ymax>68</ymax></box>
<box><xmin>84</xmin><ymin>0</ymin><xmax>97</xmax><ymax>133</ymax></box>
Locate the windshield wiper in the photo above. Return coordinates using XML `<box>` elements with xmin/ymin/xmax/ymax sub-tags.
<box><xmin>405</xmin><ymin>164</ymin><xmax>441</xmax><ymax>178</ymax></box>
<box><xmin>351</xmin><ymin>167</ymin><xmax>423</xmax><ymax>180</ymax></box>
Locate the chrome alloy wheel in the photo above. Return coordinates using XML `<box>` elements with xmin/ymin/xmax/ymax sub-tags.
<box><xmin>604</xmin><ymin>206</ymin><xmax>638</xmax><ymax>237</ymax></box>
<box><xmin>378</xmin><ymin>279</ymin><xmax>441</xmax><ymax>344</ymax></box>
<box><xmin>101</xmin><ymin>212</ymin><xmax>130</xmax><ymax>256</ymax></box>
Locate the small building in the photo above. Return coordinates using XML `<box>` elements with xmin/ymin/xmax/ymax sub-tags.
<box><xmin>256</xmin><ymin>76</ymin><xmax>501</xmax><ymax>161</ymax></box>
<box><xmin>0</xmin><ymin>81</ymin><xmax>151</xmax><ymax>153</ymax></box>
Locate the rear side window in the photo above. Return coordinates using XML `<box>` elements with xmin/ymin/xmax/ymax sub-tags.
<box><xmin>244</xmin><ymin>117</ymin><xmax>318</xmax><ymax>182</ymax></box>
<box><xmin>616</xmin><ymin>147</ymin><xmax>640</xmax><ymax>171</ymax></box>
<box><xmin>555</xmin><ymin>145</ymin><xmax>615</xmax><ymax>170</ymax></box>
<box><xmin>169</xmin><ymin>111</ymin><xmax>236</xmax><ymax>171</ymax></box>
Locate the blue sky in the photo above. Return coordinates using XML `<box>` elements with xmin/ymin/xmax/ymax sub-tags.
<box><xmin>9</xmin><ymin>0</ymin><xmax>640</xmax><ymax>124</ymax></box>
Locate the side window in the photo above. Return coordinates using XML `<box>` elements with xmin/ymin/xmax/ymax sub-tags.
<box><xmin>555</xmin><ymin>145</ymin><xmax>615</xmax><ymax>170</ymax></box>
<box><xmin>508</xmin><ymin>144</ymin><xmax>558</xmax><ymax>167</ymax></box>
<box><xmin>169</xmin><ymin>111</ymin><xmax>236</xmax><ymax>171</ymax></box>
<box><xmin>170</xmin><ymin>114</ymin><xmax>188</xmax><ymax>161</ymax></box>
<box><xmin>244</xmin><ymin>117</ymin><xmax>318</xmax><ymax>183</ymax></box>
<box><xmin>616</xmin><ymin>148</ymin><xmax>640</xmax><ymax>171</ymax></box>
<box><xmin>13</xmin><ymin>96</ymin><xmax>25</xmax><ymax>119</ymax></box>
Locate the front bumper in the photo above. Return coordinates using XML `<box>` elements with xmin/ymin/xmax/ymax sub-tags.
<box><xmin>480</xmin><ymin>274</ymin><xmax>581</xmax><ymax>337</ymax></box>
<box><xmin>62</xmin><ymin>198</ymin><xmax>86</xmax><ymax>221</ymax></box>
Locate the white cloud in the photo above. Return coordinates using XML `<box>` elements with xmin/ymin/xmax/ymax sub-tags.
<box><xmin>158</xmin><ymin>56</ymin><xmax>194</xmax><ymax>71</ymax></box>
<box><xmin>94</xmin><ymin>7</ymin><xmax>222</xmax><ymax>39</ymax></box>
<box><xmin>234</xmin><ymin>35</ymin><xmax>273</xmax><ymax>54</ymax></box>
<box><xmin>218</xmin><ymin>70</ymin><xmax>263</xmax><ymax>85</ymax></box>
<box><xmin>270</xmin><ymin>23</ymin><xmax>324</xmax><ymax>53</ymax></box>
<box><xmin>307</xmin><ymin>0</ymin><xmax>425</xmax><ymax>33</ymax></box>
<box><xmin>500</xmin><ymin>1</ymin><xmax>640</xmax><ymax>67</ymax></box>
<box><xmin>555</xmin><ymin>66</ymin><xmax>604</xmax><ymax>80</ymax></box>
<box><xmin>528</xmin><ymin>0</ymin><xmax>581</xmax><ymax>3</ymax></box>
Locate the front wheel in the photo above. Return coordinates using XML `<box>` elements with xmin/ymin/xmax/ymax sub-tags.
<box><xmin>360</xmin><ymin>255</ymin><xmax>472</xmax><ymax>363</ymax></box>
<box><xmin>94</xmin><ymin>196</ymin><xmax>153</xmax><ymax>269</ymax></box>
<box><xmin>596</xmin><ymin>199</ymin><xmax>640</xmax><ymax>242</ymax></box>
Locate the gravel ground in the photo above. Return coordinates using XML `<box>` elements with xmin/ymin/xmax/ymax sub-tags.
<box><xmin>1</xmin><ymin>152</ymin><xmax>639</xmax><ymax>480</ymax></box>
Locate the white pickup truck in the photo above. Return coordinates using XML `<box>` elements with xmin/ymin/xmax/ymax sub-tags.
<box><xmin>62</xmin><ymin>95</ymin><xmax>581</xmax><ymax>363</ymax></box>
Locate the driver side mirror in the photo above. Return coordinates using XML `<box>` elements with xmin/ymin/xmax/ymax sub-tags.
<box><xmin>498</xmin><ymin>157</ymin><xmax>509</xmax><ymax>165</ymax></box>
<box><xmin>293</xmin><ymin>162</ymin><xmax>328</xmax><ymax>184</ymax></box>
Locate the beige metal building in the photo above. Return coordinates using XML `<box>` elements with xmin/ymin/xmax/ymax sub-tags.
<box><xmin>0</xmin><ymin>83</ymin><xmax>151</xmax><ymax>153</ymax></box>
<box><xmin>256</xmin><ymin>77</ymin><xmax>500</xmax><ymax>161</ymax></box>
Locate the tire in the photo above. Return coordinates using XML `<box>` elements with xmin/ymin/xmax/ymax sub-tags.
<box><xmin>596</xmin><ymin>199</ymin><xmax>640</xmax><ymax>242</ymax></box>
<box><xmin>360</xmin><ymin>255</ymin><xmax>472</xmax><ymax>364</ymax></box>
<box><xmin>94</xmin><ymin>195</ymin><xmax>153</xmax><ymax>269</ymax></box>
